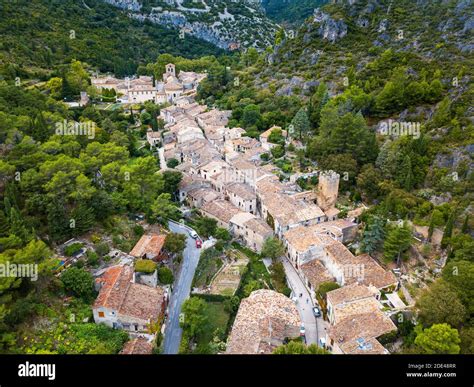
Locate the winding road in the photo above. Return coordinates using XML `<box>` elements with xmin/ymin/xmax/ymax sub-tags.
<box><xmin>280</xmin><ymin>257</ymin><xmax>328</xmax><ymax>346</ymax></box>
<box><xmin>162</xmin><ymin>221</ymin><xmax>201</xmax><ymax>354</ymax></box>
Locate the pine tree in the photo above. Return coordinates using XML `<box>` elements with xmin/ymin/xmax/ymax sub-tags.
<box><xmin>383</xmin><ymin>223</ymin><xmax>412</xmax><ymax>264</ymax></box>
<box><xmin>361</xmin><ymin>216</ymin><xmax>386</xmax><ymax>255</ymax></box>
<box><xmin>290</xmin><ymin>107</ymin><xmax>311</xmax><ymax>140</ymax></box>
<box><xmin>9</xmin><ymin>207</ymin><xmax>30</xmax><ymax>243</ymax></box>
<box><xmin>70</xmin><ymin>204</ymin><xmax>95</xmax><ymax>236</ymax></box>
<box><xmin>47</xmin><ymin>200</ymin><xmax>71</xmax><ymax>243</ymax></box>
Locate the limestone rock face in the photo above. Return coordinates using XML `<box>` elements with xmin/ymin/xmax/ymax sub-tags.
<box><xmin>313</xmin><ymin>9</ymin><xmax>348</xmax><ymax>43</ymax></box>
<box><xmin>99</xmin><ymin>0</ymin><xmax>278</xmax><ymax>50</ymax></box>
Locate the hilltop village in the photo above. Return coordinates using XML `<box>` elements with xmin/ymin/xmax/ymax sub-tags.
<box><xmin>86</xmin><ymin>63</ymin><xmax>403</xmax><ymax>355</ymax></box>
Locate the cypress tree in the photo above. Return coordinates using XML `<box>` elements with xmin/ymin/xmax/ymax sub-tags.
<box><xmin>461</xmin><ymin>214</ymin><xmax>469</xmax><ymax>234</ymax></box>
<box><xmin>428</xmin><ymin>213</ymin><xmax>435</xmax><ymax>241</ymax></box>
<box><xmin>441</xmin><ymin>212</ymin><xmax>455</xmax><ymax>249</ymax></box>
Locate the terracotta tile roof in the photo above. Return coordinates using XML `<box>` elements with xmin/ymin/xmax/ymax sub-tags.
<box><xmin>188</xmin><ymin>187</ymin><xmax>221</xmax><ymax>203</ymax></box>
<box><xmin>347</xmin><ymin>254</ymin><xmax>398</xmax><ymax>290</ymax></box>
<box><xmin>340</xmin><ymin>336</ymin><xmax>388</xmax><ymax>354</ymax></box>
<box><xmin>119</xmin><ymin>281</ymin><xmax>165</xmax><ymax>322</ymax></box>
<box><xmin>230</xmin><ymin>157</ymin><xmax>256</xmax><ymax>172</ymax></box>
<box><xmin>328</xmin><ymin>312</ymin><xmax>396</xmax><ymax>355</ymax></box>
<box><xmin>244</xmin><ymin>218</ymin><xmax>273</xmax><ymax>238</ymax></box>
<box><xmin>324</xmin><ymin>241</ymin><xmax>356</xmax><ymax>266</ymax></box>
<box><xmin>300</xmin><ymin>259</ymin><xmax>335</xmax><ymax>289</ymax></box>
<box><xmin>326</xmin><ymin>283</ymin><xmax>376</xmax><ymax>306</ymax></box>
<box><xmin>225</xmin><ymin>182</ymin><xmax>256</xmax><ymax>200</ymax></box>
<box><xmin>232</xmin><ymin>137</ymin><xmax>260</xmax><ymax>148</ymax></box>
<box><xmin>331</xmin><ymin>294</ymin><xmax>383</xmax><ymax>324</ymax></box>
<box><xmin>178</xmin><ymin>174</ymin><xmax>208</xmax><ymax>191</ymax></box>
<box><xmin>201</xmin><ymin>200</ymin><xmax>241</xmax><ymax>224</ymax></box>
<box><xmin>293</xmin><ymin>220</ymin><xmax>357</xmax><ymax>240</ymax></box>
<box><xmin>229</xmin><ymin>212</ymin><xmax>255</xmax><ymax>226</ymax></box>
<box><xmin>262</xmin><ymin>192</ymin><xmax>325</xmax><ymax>227</ymax></box>
<box><xmin>226</xmin><ymin>290</ymin><xmax>301</xmax><ymax>354</ymax></box>
<box><xmin>284</xmin><ymin>226</ymin><xmax>338</xmax><ymax>253</ymax></box>
<box><xmin>120</xmin><ymin>338</ymin><xmax>154</xmax><ymax>355</ymax></box>
<box><xmin>129</xmin><ymin>234</ymin><xmax>166</xmax><ymax>259</ymax></box>
<box><xmin>93</xmin><ymin>265</ymin><xmax>125</xmax><ymax>311</ymax></box>
<box><xmin>94</xmin><ymin>265</ymin><xmax>165</xmax><ymax>323</ymax></box>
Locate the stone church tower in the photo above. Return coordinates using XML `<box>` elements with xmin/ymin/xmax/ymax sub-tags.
<box><xmin>316</xmin><ymin>170</ymin><xmax>340</xmax><ymax>212</ymax></box>
<box><xmin>164</xmin><ymin>63</ymin><xmax>176</xmax><ymax>81</ymax></box>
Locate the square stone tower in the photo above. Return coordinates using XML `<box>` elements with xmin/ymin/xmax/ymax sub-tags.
<box><xmin>164</xmin><ymin>63</ymin><xmax>176</xmax><ymax>80</ymax></box>
<box><xmin>316</xmin><ymin>170</ymin><xmax>340</xmax><ymax>212</ymax></box>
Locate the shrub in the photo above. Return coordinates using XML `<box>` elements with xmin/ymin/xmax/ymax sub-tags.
<box><xmin>135</xmin><ymin>259</ymin><xmax>157</xmax><ymax>274</ymax></box>
<box><xmin>86</xmin><ymin>250</ymin><xmax>99</xmax><ymax>267</ymax></box>
<box><xmin>64</xmin><ymin>243</ymin><xmax>83</xmax><ymax>257</ymax></box>
<box><xmin>94</xmin><ymin>242</ymin><xmax>110</xmax><ymax>257</ymax></box>
<box><xmin>167</xmin><ymin>158</ymin><xmax>179</xmax><ymax>168</ymax></box>
<box><xmin>133</xmin><ymin>224</ymin><xmax>144</xmax><ymax>237</ymax></box>
<box><xmin>61</xmin><ymin>267</ymin><xmax>95</xmax><ymax>302</ymax></box>
<box><xmin>91</xmin><ymin>234</ymin><xmax>101</xmax><ymax>244</ymax></box>
<box><xmin>158</xmin><ymin>267</ymin><xmax>174</xmax><ymax>284</ymax></box>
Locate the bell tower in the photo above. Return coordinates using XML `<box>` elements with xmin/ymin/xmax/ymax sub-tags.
<box><xmin>316</xmin><ymin>170</ymin><xmax>340</xmax><ymax>212</ymax></box>
<box><xmin>166</xmin><ymin>63</ymin><xmax>176</xmax><ymax>77</ymax></box>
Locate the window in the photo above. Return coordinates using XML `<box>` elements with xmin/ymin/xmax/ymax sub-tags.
<box><xmin>98</xmin><ymin>311</ymin><xmax>105</xmax><ymax>318</ymax></box>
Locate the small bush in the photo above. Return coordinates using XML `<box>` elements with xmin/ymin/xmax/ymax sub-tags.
<box><xmin>158</xmin><ymin>267</ymin><xmax>174</xmax><ymax>284</ymax></box>
<box><xmin>135</xmin><ymin>259</ymin><xmax>157</xmax><ymax>274</ymax></box>
<box><xmin>64</xmin><ymin>243</ymin><xmax>83</xmax><ymax>257</ymax></box>
<box><xmin>86</xmin><ymin>250</ymin><xmax>99</xmax><ymax>267</ymax></box>
<box><xmin>94</xmin><ymin>242</ymin><xmax>110</xmax><ymax>257</ymax></box>
<box><xmin>167</xmin><ymin>158</ymin><xmax>179</xmax><ymax>168</ymax></box>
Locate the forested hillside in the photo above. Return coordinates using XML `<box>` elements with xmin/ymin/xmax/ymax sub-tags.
<box><xmin>0</xmin><ymin>0</ymin><xmax>224</xmax><ymax>80</ymax></box>
<box><xmin>262</xmin><ymin>0</ymin><xmax>328</xmax><ymax>26</ymax></box>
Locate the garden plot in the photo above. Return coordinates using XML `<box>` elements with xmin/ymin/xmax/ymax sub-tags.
<box><xmin>209</xmin><ymin>250</ymin><xmax>249</xmax><ymax>296</ymax></box>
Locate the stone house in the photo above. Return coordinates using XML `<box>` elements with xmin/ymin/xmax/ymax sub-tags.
<box><xmin>225</xmin><ymin>182</ymin><xmax>257</xmax><ymax>214</ymax></box>
<box><xmin>93</xmin><ymin>265</ymin><xmax>167</xmax><ymax>333</ymax></box>
<box><xmin>129</xmin><ymin>234</ymin><xmax>166</xmax><ymax>261</ymax></box>
<box><xmin>229</xmin><ymin>212</ymin><xmax>273</xmax><ymax>253</ymax></box>
<box><xmin>226</xmin><ymin>290</ymin><xmax>300</xmax><ymax>354</ymax></box>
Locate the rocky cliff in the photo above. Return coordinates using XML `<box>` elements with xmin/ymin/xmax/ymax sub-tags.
<box><xmin>101</xmin><ymin>0</ymin><xmax>278</xmax><ymax>50</ymax></box>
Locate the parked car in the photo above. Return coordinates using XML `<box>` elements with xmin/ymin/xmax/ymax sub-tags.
<box><xmin>312</xmin><ymin>306</ymin><xmax>322</xmax><ymax>317</ymax></box>
<box><xmin>195</xmin><ymin>239</ymin><xmax>202</xmax><ymax>248</ymax></box>
<box><xmin>299</xmin><ymin>324</ymin><xmax>306</xmax><ymax>337</ymax></box>
<box><xmin>319</xmin><ymin>337</ymin><xmax>326</xmax><ymax>349</ymax></box>
<box><xmin>189</xmin><ymin>230</ymin><xmax>198</xmax><ymax>239</ymax></box>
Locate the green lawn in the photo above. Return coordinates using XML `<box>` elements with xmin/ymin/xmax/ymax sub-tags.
<box><xmin>195</xmin><ymin>301</ymin><xmax>230</xmax><ymax>351</ymax></box>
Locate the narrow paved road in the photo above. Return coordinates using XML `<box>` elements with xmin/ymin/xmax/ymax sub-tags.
<box><xmin>162</xmin><ymin>221</ymin><xmax>200</xmax><ymax>354</ymax></box>
<box><xmin>158</xmin><ymin>147</ymin><xmax>167</xmax><ymax>171</ymax></box>
<box><xmin>281</xmin><ymin>258</ymin><xmax>328</xmax><ymax>346</ymax></box>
